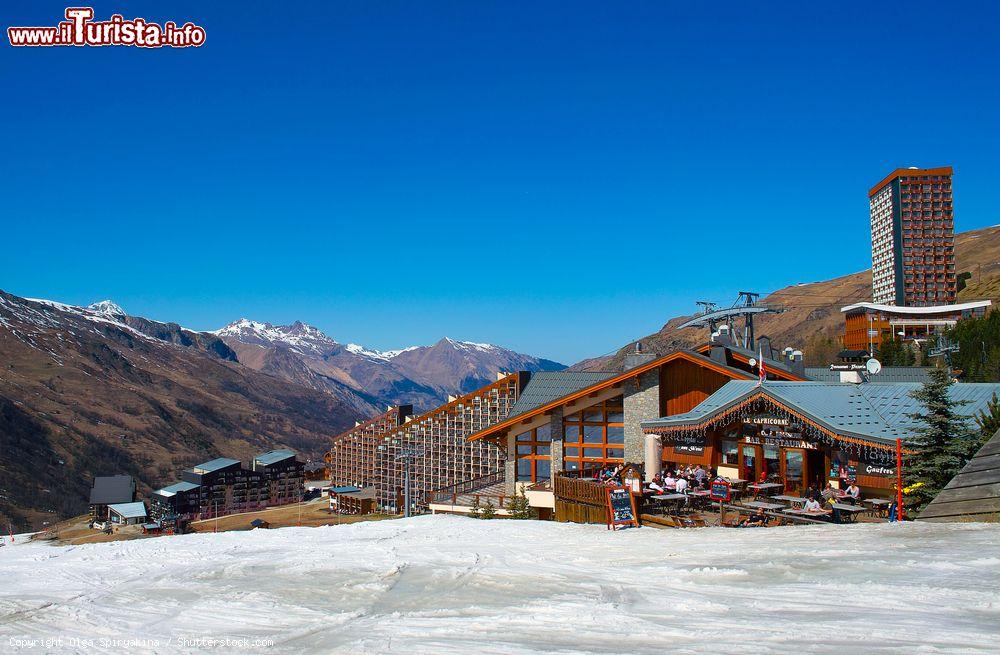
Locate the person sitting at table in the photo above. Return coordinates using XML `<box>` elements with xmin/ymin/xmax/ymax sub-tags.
<box><xmin>844</xmin><ymin>481</ymin><xmax>861</xmax><ymax>505</ymax></box>
<box><xmin>675</xmin><ymin>476</ymin><xmax>689</xmax><ymax>494</ymax></box>
<box><xmin>802</xmin><ymin>496</ymin><xmax>826</xmax><ymax>513</ymax></box>
<box><xmin>648</xmin><ymin>475</ymin><xmax>665</xmax><ymax>494</ymax></box>
<box><xmin>821</xmin><ymin>482</ymin><xmax>838</xmax><ymax>501</ymax></box>
<box><xmin>662</xmin><ymin>473</ymin><xmax>677</xmax><ymax>491</ymax></box>
<box><xmin>693</xmin><ymin>465</ymin><xmax>706</xmax><ymax>485</ymax></box>
<box><xmin>740</xmin><ymin>507</ymin><xmax>767</xmax><ymax>527</ymax></box>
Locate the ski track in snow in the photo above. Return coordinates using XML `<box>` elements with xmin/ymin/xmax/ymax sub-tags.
<box><xmin>1</xmin><ymin>517</ymin><xmax>999</xmax><ymax>654</ymax></box>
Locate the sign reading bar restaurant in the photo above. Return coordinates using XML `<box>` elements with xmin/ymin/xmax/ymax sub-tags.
<box><xmin>605</xmin><ymin>487</ymin><xmax>638</xmax><ymax>530</ymax></box>
<box><xmin>744</xmin><ymin>434</ymin><xmax>819</xmax><ymax>450</ymax></box>
<box><xmin>673</xmin><ymin>434</ymin><xmax>705</xmax><ymax>455</ymax></box>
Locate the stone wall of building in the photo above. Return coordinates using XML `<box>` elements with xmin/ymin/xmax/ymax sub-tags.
<box><xmin>624</xmin><ymin>368</ymin><xmax>659</xmax><ymax>464</ymax></box>
<box><xmin>548</xmin><ymin>407</ymin><xmax>564</xmax><ymax>478</ymax></box>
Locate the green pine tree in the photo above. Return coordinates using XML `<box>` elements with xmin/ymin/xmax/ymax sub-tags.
<box><xmin>905</xmin><ymin>368</ymin><xmax>977</xmax><ymax>511</ymax></box>
<box><xmin>504</xmin><ymin>486</ymin><xmax>537</xmax><ymax>520</ymax></box>
<box><xmin>468</xmin><ymin>496</ymin><xmax>482</xmax><ymax>519</ymax></box>
<box><xmin>480</xmin><ymin>499</ymin><xmax>497</xmax><ymax>520</ymax></box>
<box><xmin>974</xmin><ymin>392</ymin><xmax>1000</xmax><ymax>455</ymax></box>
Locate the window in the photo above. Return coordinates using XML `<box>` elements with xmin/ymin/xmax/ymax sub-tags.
<box><xmin>514</xmin><ymin>426</ymin><xmax>553</xmax><ymax>483</ymax></box>
<box><xmin>721</xmin><ymin>440</ymin><xmax>739</xmax><ymax>465</ymax></box>
<box><xmin>562</xmin><ymin>396</ymin><xmax>625</xmax><ymax>471</ymax></box>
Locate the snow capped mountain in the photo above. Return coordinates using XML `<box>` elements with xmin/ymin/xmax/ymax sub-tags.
<box><xmin>86</xmin><ymin>300</ymin><xmax>127</xmax><ymax>319</ymax></box>
<box><xmin>213</xmin><ymin>318</ymin><xmax>337</xmax><ymax>357</ymax></box>
<box><xmin>215</xmin><ymin>319</ymin><xmax>565</xmax><ymax>410</ymax></box>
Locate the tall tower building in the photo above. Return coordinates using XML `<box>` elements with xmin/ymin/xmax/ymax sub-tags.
<box><xmin>868</xmin><ymin>166</ymin><xmax>956</xmax><ymax>306</ymax></box>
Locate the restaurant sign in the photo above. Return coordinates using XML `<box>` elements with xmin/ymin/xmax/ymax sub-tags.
<box><xmin>746</xmin><ymin>414</ymin><xmax>790</xmax><ymax>427</ymax></box>
<box><xmin>744</xmin><ymin>434</ymin><xmax>819</xmax><ymax>450</ymax></box>
<box><xmin>605</xmin><ymin>487</ymin><xmax>639</xmax><ymax>530</ymax></box>
<box><xmin>709</xmin><ymin>478</ymin><xmax>731</xmax><ymax>502</ymax></box>
<box><xmin>673</xmin><ymin>434</ymin><xmax>705</xmax><ymax>455</ymax></box>
<box><xmin>859</xmin><ymin>449</ymin><xmax>897</xmax><ymax>477</ymax></box>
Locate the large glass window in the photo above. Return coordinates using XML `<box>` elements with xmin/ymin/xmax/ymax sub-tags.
<box><xmin>721</xmin><ymin>440</ymin><xmax>739</xmax><ymax>465</ymax></box>
<box><xmin>562</xmin><ymin>396</ymin><xmax>625</xmax><ymax>471</ymax></box>
<box><xmin>515</xmin><ymin>425</ymin><xmax>553</xmax><ymax>483</ymax></box>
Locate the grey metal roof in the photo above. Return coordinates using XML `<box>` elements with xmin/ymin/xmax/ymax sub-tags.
<box><xmin>805</xmin><ymin>367</ymin><xmax>934</xmax><ymax>383</ymax></box>
<box><xmin>254</xmin><ymin>449</ymin><xmax>296</xmax><ymax>466</ymax></box>
<box><xmin>330</xmin><ymin>485</ymin><xmax>362</xmax><ymax>494</ymax></box>
<box><xmin>192</xmin><ymin>457</ymin><xmax>240</xmax><ymax>473</ymax></box>
<box><xmin>643</xmin><ymin>380</ymin><xmax>1000</xmax><ymax>445</ymax></box>
<box><xmin>920</xmin><ymin>428</ymin><xmax>1000</xmax><ymax>521</ymax></box>
<box><xmin>107</xmin><ymin>501</ymin><xmax>147</xmax><ymax>519</ymax></box>
<box><xmin>89</xmin><ymin>475</ymin><xmax>135</xmax><ymax>505</ymax></box>
<box><xmin>155</xmin><ymin>480</ymin><xmax>201</xmax><ymax>497</ymax></box>
<box><xmin>507</xmin><ymin>371</ymin><xmax>618</xmax><ymax>419</ymax></box>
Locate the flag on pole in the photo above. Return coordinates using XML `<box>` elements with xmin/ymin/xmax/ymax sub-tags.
<box><xmin>757</xmin><ymin>347</ymin><xmax>766</xmax><ymax>386</ymax></box>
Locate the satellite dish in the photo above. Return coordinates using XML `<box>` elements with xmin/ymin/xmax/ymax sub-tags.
<box><xmin>748</xmin><ymin>358</ymin><xmax>758</xmax><ymax>367</ymax></box>
<box><xmin>865</xmin><ymin>358</ymin><xmax>882</xmax><ymax>375</ymax></box>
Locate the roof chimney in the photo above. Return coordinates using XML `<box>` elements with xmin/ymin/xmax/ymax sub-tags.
<box><xmin>790</xmin><ymin>349</ymin><xmax>805</xmax><ymax>378</ymax></box>
<box><xmin>624</xmin><ymin>341</ymin><xmax>656</xmax><ymax>371</ymax></box>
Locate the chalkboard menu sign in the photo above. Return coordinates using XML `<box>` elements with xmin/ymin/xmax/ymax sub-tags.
<box><xmin>709</xmin><ymin>478</ymin><xmax>731</xmax><ymax>502</ymax></box>
<box><xmin>605</xmin><ymin>487</ymin><xmax>639</xmax><ymax>530</ymax></box>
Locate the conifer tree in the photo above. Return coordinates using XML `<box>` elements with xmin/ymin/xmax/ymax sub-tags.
<box><xmin>505</xmin><ymin>486</ymin><xmax>537</xmax><ymax>520</ymax></box>
<box><xmin>480</xmin><ymin>499</ymin><xmax>497</xmax><ymax>520</ymax></box>
<box><xmin>905</xmin><ymin>368</ymin><xmax>977</xmax><ymax>510</ymax></box>
<box><xmin>468</xmin><ymin>496</ymin><xmax>482</xmax><ymax>519</ymax></box>
<box><xmin>974</xmin><ymin>392</ymin><xmax>1000</xmax><ymax>454</ymax></box>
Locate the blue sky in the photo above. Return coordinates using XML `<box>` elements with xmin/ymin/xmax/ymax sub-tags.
<box><xmin>2</xmin><ymin>1</ymin><xmax>998</xmax><ymax>363</ymax></box>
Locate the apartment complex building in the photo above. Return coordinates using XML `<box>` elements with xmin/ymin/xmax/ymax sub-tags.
<box><xmin>869</xmin><ymin>166</ymin><xmax>956</xmax><ymax>306</ymax></box>
<box><xmin>149</xmin><ymin>450</ymin><xmax>304</xmax><ymax>522</ymax></box>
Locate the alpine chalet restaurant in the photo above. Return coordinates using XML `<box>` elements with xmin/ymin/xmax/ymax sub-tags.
<box><xmin>641</xmin><ymin>379</ymin><xmax>1000</xmax><ymax>499</ymax></box>
<box><xmin>462</xmin><ymin>340</ymin><xmax>806</xmax><ymax>520</ymax></box>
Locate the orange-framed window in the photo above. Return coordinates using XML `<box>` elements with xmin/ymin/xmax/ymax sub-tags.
<box><xmin>515</xmin><ymin>424</ymin><xmax>552</xmax><ymax>483</ymax></box>
<box><xmin>562</xmin><ymin>396</ymin><xmax>625</xmax><ymax>471</ymax></box>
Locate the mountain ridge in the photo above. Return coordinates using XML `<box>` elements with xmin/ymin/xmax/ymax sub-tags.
<box><xmin>0</xmin><ymin>291</ymin><xmax>368</xmax><ymax>530</ymax></box>
<box><xmin>213</xmin><ymin>319</ymin><xmax>565</xmax><ymax>410</ymax></box>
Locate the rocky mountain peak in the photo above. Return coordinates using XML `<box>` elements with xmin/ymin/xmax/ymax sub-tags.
<box><xmin>86</xmin><ymin>300</ymin><xmax>127</xmax><ymax>319</ymax></box>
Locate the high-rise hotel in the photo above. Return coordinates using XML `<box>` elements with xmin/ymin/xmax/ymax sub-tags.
<box><xmin>869</xmin><ymin>166</ymin><xmax>956</xmax><ymax>306</ymax></box>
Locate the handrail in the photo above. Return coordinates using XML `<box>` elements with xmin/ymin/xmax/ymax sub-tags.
<box><xmin>427</xmin><ymin>469</ymin><xmax>505</xmax><ymax>504</ymax></box>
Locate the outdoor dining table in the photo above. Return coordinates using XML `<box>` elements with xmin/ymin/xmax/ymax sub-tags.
<box><xmin>863</xmin><ymin>498</ymin><xmax>892</xmax><ymax>517</ymax></box>
<box><xmin>783</xmin><ymin>508</ymin><xmax>831</xmax><ymax>520</ymax></box>
<box><xmin>830</xmin><ymin>503</ymin><xmax>868</xmax><ymax>523</ymax></box>
<box><xmin>651</xmin><ymin>493</ymin><xmax>688</xmax><ymax>501</ymax></box>
<box><xmin>743</xmin><ymin>500</ymin><xmax>786</xmax><ymax>511</ymax></box>
<box><xmin>772</xmin><ymin>495</ymin><xmax>807</xmax><ymax>507</ymax></box>
<box><xmin>650</xmin><ymin>493</ymin><xmax>688</xmax><ymax>515</ymax></box>
<box><xmin>748</xmin><ymin>482</ymin><xmax>784</xmax><ymax>498</ymax></box>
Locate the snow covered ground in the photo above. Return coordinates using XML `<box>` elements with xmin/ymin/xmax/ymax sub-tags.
<box><xmin>1</xmin><ymin>517</ymin><xmax>998</xmax><ymax>654</ymax></box>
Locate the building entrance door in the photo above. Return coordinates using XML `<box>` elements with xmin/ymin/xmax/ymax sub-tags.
<box><xmin>782</xmin><ymin>449</ymin><xmax>805</xmax><ymax>496</ymax></box>
<box><xmin>741</xmin><ymin>445</ymin><xmax>759</xmax><ymax>482</ymax></box>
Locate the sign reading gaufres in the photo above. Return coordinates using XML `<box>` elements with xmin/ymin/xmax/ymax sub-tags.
<box><xmin>860</xmin><ymin>449</ymin><xmax>897</xmax><ymax>477</ymax></box>
<box><xmin>8</xmin><ymin>7</ymin><xmax>206</xmax><ymax>48</ymax></box>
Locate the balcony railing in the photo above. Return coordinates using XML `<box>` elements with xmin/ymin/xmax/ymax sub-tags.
<box><xmin>553</xmin><ymin>468</ymin><xmax>608</xmax><ymax>507</ymax></box>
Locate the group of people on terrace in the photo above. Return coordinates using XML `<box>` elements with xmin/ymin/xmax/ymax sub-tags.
<box><xmin>648</xmin><ymin>464</ymin><xmax>710</xmax><ymax>493</ymax></box>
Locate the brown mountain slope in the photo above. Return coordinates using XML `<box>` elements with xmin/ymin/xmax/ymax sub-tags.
<box><xmin>0</xmin><ymin>292</ymin><xmax>363</xmax><ymax>531</ymax></box>
<box><xmin>578</xmin><ymin>224</ymin><xmax>1000</xmax><ymax>371</ymax></box>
